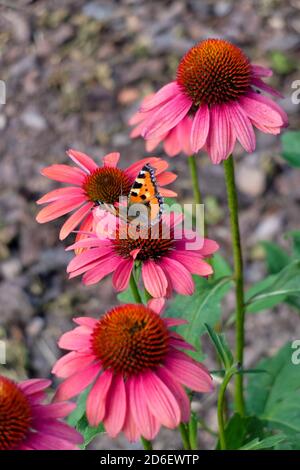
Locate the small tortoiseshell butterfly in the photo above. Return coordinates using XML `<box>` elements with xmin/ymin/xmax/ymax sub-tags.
<box><xmin>96</xmin><ymin>163</ymin><xmax>164</xmax><ymax>227</ymax></box>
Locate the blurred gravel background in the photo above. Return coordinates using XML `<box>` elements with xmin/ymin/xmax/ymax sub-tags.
<box><xmin>0</xmin><ymin>0</ymin><xmax>299</xmax><ymax>449</ymax></box>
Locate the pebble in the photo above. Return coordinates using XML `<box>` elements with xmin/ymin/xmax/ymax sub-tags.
<box><xmin>20</xmin><ymin>108</ymin><xmax>47</xmax><ymax>131</ymax></box>
<box><xmin>1</xmin><ymin>258</ymin><xmax>22</xmax><ymax>280</ymax></box>
<box><xmin>236</xmin><ymin>164</ymin><xmax>266</xmax><ymax>197</ymax></box>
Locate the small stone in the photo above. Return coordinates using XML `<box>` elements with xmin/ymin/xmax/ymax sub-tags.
<box><xmin>214</xmin><ymin>2</ymin><xmax>232</xmax><ymax>17</ymax></box>
<box><xmin>236</xmin><ymin>165</ymin><xmax>266</xmax><ymax>197</ymax></box>
<box><xmin>1</xmin><ymin>258</ymin><xmax>22</xmax><ymax>280</ymax></box>
<box><xmin>20</xmin><ymin>107</ymin><xmax>47</xmax><ymax>131</ymax></box>
<box><xmin>253</xmin><ymin>214</ymin><xmax>283</xmax><ymax>241</ymax></box>
<box><xmin>0</xmin><ymin>282</ymin><xmax>34</xmax><ymax>324</ymax></box>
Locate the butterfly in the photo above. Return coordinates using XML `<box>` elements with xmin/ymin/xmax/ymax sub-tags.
<box><xmin>96</xmin><ymin>163</ymin><xmax>164</xmax><ymax>228</ymax></box>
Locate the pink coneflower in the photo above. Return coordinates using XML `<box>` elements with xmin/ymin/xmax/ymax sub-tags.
<box><xmin>130</xmin><ymin>38</ymin><xmax>288</xmax><ymax>163</ymax></box>
<box><xmin>36</xmin><ymin>150</ymin><xmax>177</xmax><ymax>240</ymax></box>
<box><xmin>52</xmin><ymin>302</ymin><xmax>213</xmax><ymax>441</ymax></box>
<box><xmin>66</xmin><ymin>213</ymin><xmax>219</xmax><ymax>298</ymax></box>
<box><xmin>0</xmin><ymin>375</ymin><xmax>82</xmax><ymax>450</ymax></box>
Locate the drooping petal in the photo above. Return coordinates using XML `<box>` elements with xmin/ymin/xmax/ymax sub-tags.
<box><xmin>141</xmin><ymin>370</ymin><xmax>181</xmax><ymax>428</ymax></box>
<box><xmin>112</xmin><ymin>258</ymin><xmax>134</xmax><ymax>291</ymax></box>
<box><xmin>36</xmin><ymin>197</ymin><xmax>85</xmax><ymax>223</ymax></box>
<box><xmin>54</xmin><ymin>363</ymin><xmax>100</xmax><ymax>401</ymax></box>
<box><xmin>129</xmin><ymin>375</ymin><xmax>160</xmax><ymax>440</ymax></box>
<box><xmin>156</xmin><ymin>367</ymin><xmax>190</xmax><ymax>423</ymax></box>
<box><xmin>225</xmin><ymin>102</ymin><xmax>256</xmax><ymax>153</ymax></box>
<box><xmin>191</xmin><ymin>104</ymin><xmax>210</xmax><ymax>153</ymax></box>
<box><xmin>142</xmin><ymin>260</ymin><xmax>168</xmax><ymax>298</ymax></box>
<box><xmin>239</xmin><ymin>92</ymin><xmax>288</xmax><ymax>128</ymax></box>
<box><xmin>103</xmin><ymin>374</ymin><xmax>126</xmax><ymax>438</ymax></box>
<box><xmin>32</xmin><ymin>402</ymin><xmax>76</xmax><ymax>420</ymax></box>
<box><xmin>169</xmin><ymin>250</ymin><xmax>213</xmax><ymax>276</ymax></box>
<box><xmin>86</xmin><ymin>370</ymin><xmax>113</xmax><ymax>427</ymax></box>
<box><xmin>19</xmin><ymin>379</ymin><xmax>51</xmax><ymax>395</ymax></box>
<box><xmin>156</xmin><ymin>171</ymin><xmax>177</xmax><ymax>186</ymax></box>
<box><xmin>123</xmin><ymin>381</ymin><xmax>140</xmax><ymax>442</ymax></box>
<box><xmin>82</xmin><ymin>255</ymin><xmax>121</xmax><ymax>285</ymax></box>
<box><xmin>52</xmin><ymin>351</ymin><xmax>95</xmax><ymax>377</ymax></box>
<box><xmin>58</xmin><ymin>326</ymin><xmax>92</xmax><ymax>351</ymax></box>
<box><xmin>159</xmin><ymin>257</ymin><xmax>194</xmax><ymax>295</ymax></box>
<box><xmin>206</xmin><ymin>105</ymin><xmax>235</xmax><ymax>164</ymax></box>
<box><xmin>140</xmin><ymin>82</ymin><xmax>180</xmax><ymax>112</ymax></box>
<box><xmin>251</xmin><ymin>77</ymin><xmax>283</xmax><ymax>98</ymax></box>
<box><xmin>59</xmin><ymin>202</ymin><xmax>94</xmax><ymax>240</ymax></box>
<box><xmin>147</xmin><ymin>297</ymin><xmax>166</xmax><ymax>315</ymax></box>
<box><xmin>163</xmin><ymin>127</ymin><xmax>182</xmax><ymax>157</ymax></box>
<box><xmin>176</xmin><ymin>115</ymin><xmax>193</xmax><ymax>155</ymax></box>
<box><xmin>165</xmin><ymin>350</ymin><xmax>213</xmax><ymax>393</ymax></box>
<box><xmin>142</xmin><ymin>93</ymin><xmax>192</xmax><ymax>140</ymax></box>
<box><xmin>251</xmin><ymin>64</ymin><xmax>273</xmax><ymax>78</ymax></box>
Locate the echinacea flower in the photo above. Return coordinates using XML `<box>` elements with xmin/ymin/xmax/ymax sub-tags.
<box><xmin>52</xmin><ymin>302</ymin><xmax>213</xmax><ymax>441</ymax></box>
<box><xmin>66</xmin><ymin>212</ymin><xmax>219</xmax><ymax>298</ymax></box>
<box><xmin>130</xmin><ymin>38</ymin><xmax>288</xmax><ymax>163</ymax></box>
<box><xmin>36</xmin><ymin>150</ymin><xmax>177</xmax><ymax>240</ymax></box>
<box><xmin>0</xmin><ymin>375</ymin><xmax>82</xmax><ymax>450</ymax></box>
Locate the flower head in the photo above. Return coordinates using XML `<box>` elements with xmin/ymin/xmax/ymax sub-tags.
<box><xmin>52</xmin><ymin>302</ymin><xmax>213</xmax><ymax>441</ymax></box>
<box><xmin>66</xmin><ymin>212</ymin><xmax>219</xmax><ymax>298</ymax></box>
<box><xmin>36</xmin><ymin>150</ymin><xmax>177</xmax><ymax>240</ymax></box>
<box><xmin>0</xmin><ymin>375</ymin><xmax>82</xmax><ymax>450</ymax></box>
<box><xmin>130</xmin><ymin>38</ymin><xmax>288</xmax><ymax>163</ymax></box>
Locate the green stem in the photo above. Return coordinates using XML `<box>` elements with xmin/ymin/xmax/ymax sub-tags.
<box><xmin>217</xmin><ymin>369</ymin><xmax>236</xmax><ymax>450</ymax></box>
<box><xmin>129</xmin><ymin>271</ymin><xmax>142</xmax><ymax>304</ymax></box>
<box><xmin>188</xmin><ymin>154</ymin><xmax>203</xmax><ymax>206</ymax></box>
<box><xmin>141</xmin><ymin>436</ymin><xmax>153</xmax><ymax>450</ymax></box>
<box><xmin>179</xmin><ymin>423</ymin><xmax>191</xmax><ymax>450</ymax></box>
<box><xmin>223</xmin><ymin>155</ymin><xmax>246</xmax><ymax>417</ymax></box>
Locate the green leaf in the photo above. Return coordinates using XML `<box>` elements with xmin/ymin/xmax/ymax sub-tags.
<box><xmin>286</xmin><ymin>230</ymin><xmax>300</xmax><ymax>258</ymax></box>
<box><xmin>239</xmin><ymin>434</ymin><xmax>285</xmax><ymax>450</ymax></box>
<box><xmin>281</xmin><ymin>131</ymin><xmax>300</xmax><ymax>168</ymax></box>
<box><xmin>211</xmin><ymin>252</ymin><xmax>232</xmax><ymax>280</ymax></box>
<box><xmin>76</xmin><ymin>415</ymin><xmax>104</xmax><ymax>449</ymax></box>
<box><xmin>67</xmin><ymin>388</ymin><xmax>89</xmax><ymax>427</ymax></box>
<box><xmin>247</xmin><ymin>342</ymin><xmax>300</xmax><ymax>442</ymax></box>
<box><xmin>246</xmin><ymin>261</ymin><xmax>300</xmax><ymax>313</ymax></box>
<box><xmin>217</xmin><ymin>414</ymin><xmax>265</xmax><ymax>450</ymax></box>
<box><xmin>261</xmin><ymin>241</ymin><xmax>290</xmax><ymax>274</ymax></box>
<box><xmin>204</xmin><ymin>323</ymin><xmax>233</xmax><ymax>370</ymax></box>
<box><xmin>166</xmin><ymin>276</ymin><xmax>232</xmax><ymax>359</ymax></box>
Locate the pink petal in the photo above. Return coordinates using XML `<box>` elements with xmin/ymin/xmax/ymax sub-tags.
<box><xmin>176</xmin><ymin>115</ymin><xmax>193</xmax><ymax>155</ymax></box>
<box><xmin>102</xmin><ymin>152</ymin><xmax>120</xmax><ymax>168</ymax></box>
<box><xmin>36</xmin><ymin>187</ymin><xmax>84</xmax><ymax>205</ymax></box>
<box><xmin>169</xmin><ymin>334</ymin><xmax>196</xmax><ymax>351</ymax></box>
<box><xmin>23</xmin><ymin>433</ymin><xmax>80</xmax><ymax>450</ymax></box>
<box><xmin>146</xmin><ymin>136</ymin><xmax>164</xmax><ymax>152</ymax></box>
<box><xmin>36</xmin><ymin>197</ymin><xmax>85</xmax><ymax>223</ymax></box>
<box><xmin>141</xmin><ymin>370</ymin><xmax>181</xmax><ymax>428</ymax></box>
<box><xmin>66</xmin><ymin>237</ymin><xmax>107</xmax><ymax>252</ymax></box>
<box><xmin>206</xmin><ymin>105</ymin><xmax>235</xmax><ymax>164</ymax></box>
<box><xmin>251</xmin><ymin>64</ymin><xmax>273</xmax><ymax>77</ymax></box>
<box><xmin>159</xmin><ymin>257</ymin><xmax>194</xmax><ymax>295</ymax></box>
<box><xmin>251</xmin><ymin>77</ymin><xmax>283</xmax><ymax>98</ymax></box>
<box><xmin>140</xmin><ymin>82</ymin><xmax>180</xmax><ymax>112</ymax></box>
<box><xmin>163</xmin><ymin>127</ymin><xmax>182</xmax><ymax>157</ymax></box>
<box><xmin>86</xmin><ymin>370</ymin><xmax>113</xmax><ymax>427</ymax></box>
<box><xmin>32</xmin><ymin>402</ymin><xmax>76</xmax><ymax>420</ymax></box>
<box><xmin>59</xmin><ymin>202</ymin><xmax>94</xmax><ymax>240</ymax></box>
<box><xmin>73</xmin><ymin>317</ymin><xmax>98</xmax><ymax>328</ymax></box>
<box><xmin>123</xmin><ymin>383</ymin><xmax>140</xmax><ymax>442</ymax></box>
<box><xmin>165</xmin><ymin>350</ymin><xmax>213</xmax><ymax>393</ymax></box>
<box><xmin>156</xmin><ymin>171</ymin><xmax>177</xmax><ymax>186</ymax></box>
<box><xmin>156</xmin><ymin>367</ymin><xmax>190</xmax><ymax>423</ymax></box>
<box><xmin>67</xmin><ymin>149</ymin><xmax>98</xmax><ymax>173</ymax></box>
<box><xmin>143</xmin><ymin>92</ymin><xmax>192</xmax><ymax>140</ymax></box>
<box><xmin>240</xmin><ymin>92</ymin><xmax>288</xmax><ymax>128</ymax></box>
<box><xmin>52</xmin><ymin>351</ymin><xmax>95</xmax><ymax>378</ymax></box>
<box><xmin>103</xmin><ymin>374</ymin><xmax>126</xmax><ymax>438</ymax></box>
<box><xmin>147</xmin><ymin>297</ymin><xmax>166</xmax><ymax>315</ymax></box>
<box><xmin>82</xmin><ymin>255</ymin><xmax>121</xmax><ymax>285</ymax></box>
<box><xmin>142</xmin><ymin>260</ymin><xmax>168</xmax><ymax>298</ymax></box>
<box><xmin>58</xmin><ymin>326</ymin><xmax>92</xmax><ymax>352</ymax></box>
<box><xmin>225</xmin><ymin>102</ymin><xmax>256</xmax><ymax>153</ymax></box>
<box><xmin>112</xmin><ymin>258</ymin><xmax>134</xmax><ymax>291</ymax></box>
<box><xmin>53</xmin><ymin>363</ymin><xmax>100</xmax><ymax>401</ymax></box>
<box><xmin>191</xmin><ymin>104</ymin><xmax>210</xmax><ymax>153</ymax></box>
<box><xmin>159</xmin><ymin>188</ymin><xmax>177</xmax><ymax>197</ymax></box>
<box><xmin>34</xmin><ymin>419</ymin><xmax>83</xmax><ymax>444</ymax></box>
<box><xmin>67</xmin><ymin>246</ymin><xmax>113</xmax><ymax>272</ymax></box>
<box><xmin>199</xmin><ymin>238</ymin><xmax>219</xmax><ymax>256</ymax></box>
<box><xmin>170</xmin><ymin>250</ymin><xmax>213</xmax><ymax>276</ymax></box>
<box><xmin>19</xmin><ymin>379</ymin><xmax>51</xmax><ymax>395</ymax></box>
<box><xmin>164</xmin><ymin>318</ymin><xmax>188</xmax><ymax>327</ymax></box>
<box><xmin>41</xmin><ymin>164</ymin><xmax>86</xmax><ymax>184</ymax></box>
<box><xmin>129</xmin><ymin>376</ymin><xmax>160</xmax><ymax>440</ymax></box>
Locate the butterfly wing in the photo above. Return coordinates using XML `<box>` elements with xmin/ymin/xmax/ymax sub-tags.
<box><xmin>128</xmin><ymin>164</ymin><xmax>163</xmax><ymax>225</ymax></box>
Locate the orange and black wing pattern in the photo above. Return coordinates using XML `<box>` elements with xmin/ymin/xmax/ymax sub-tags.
<box><xmin>128</xmin><ymin>164</ymin><xmax>164</xmax><ymax>224</ymax></box>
